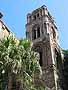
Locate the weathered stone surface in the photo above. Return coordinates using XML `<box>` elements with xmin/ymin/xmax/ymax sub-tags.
<box><xmin>26</xmin><ymin>5</ymin><xmax>63</xmax><ymax>90</ymax></box>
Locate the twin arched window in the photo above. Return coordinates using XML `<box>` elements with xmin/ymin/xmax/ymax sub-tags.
<box><xmin>32</xmin><ymin>25</ymin><xmax>40</xmax><ymax>40</ymax></box>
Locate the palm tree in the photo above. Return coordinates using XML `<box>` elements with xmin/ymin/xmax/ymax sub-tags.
<box><xmin>0</xmin><ymin>36</ymin><xmax>42</xmax><ymax>90</ymax></box>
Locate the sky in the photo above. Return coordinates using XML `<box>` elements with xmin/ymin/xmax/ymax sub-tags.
<box><xmin>0</xmin><ymin>0</ymin><xmax>68</xmax><ymax>49</ymax></box>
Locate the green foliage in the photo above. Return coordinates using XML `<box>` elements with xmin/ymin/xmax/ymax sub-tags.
<box><xmin>34</xmin><ymin>82</ymin><xmax>45</xmax><ymax>90</ymax></box>
<box><xmin>19</xmin><ymin>39</ymin><xmax>31</xmax><ymax>49</ymax></box>
<box><xmin>62</xmin><ymin>49</ymin><xmax>68</xmax><ymax>54</ymax></box>
<box><xmin>0</xmin><ymin>36</ymin><xmax>44</xmax><ymax>90</ymax></box>
<box><xmin>61</xmin><ymin>49</ymin><xmax>68</xmax><ymax>89</ymax></box>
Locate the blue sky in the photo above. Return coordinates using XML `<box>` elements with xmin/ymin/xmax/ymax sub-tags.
<box><xmin>0</xmin><ymin>0</ymin><xmax>68</xmax><ymax>49</ymax></box>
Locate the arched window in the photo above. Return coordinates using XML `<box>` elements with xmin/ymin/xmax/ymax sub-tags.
<box><xmin>44</xmin><ymin>23</ymin><xmax>47</xmax><ymax>29</ymax></box>
<box><xmin>33</xmin><ymin>15</ymin><xmax>36</xmax><ymax>20</ymax></box>
<box><xmin>34</xmin><ymin>29</ymin><xmax>36</xmax><ymax>39</ymax></box>
<box><xmin>39</xmin><ymin>52</ymin><xmax>43</xmax><ymax>66</ymax></box>
<box><xmin>32</xmin><ymin>25</ymin><xmax>41</xmax><ymax>40</ymax></box>
<box><xmin>32</xmin><ymin>28</ymin><xmax>36</xmax><ymax>40</ymax></box>
<box><xmin>37</xmin><ymin>26</ymin><xmax>40</xmax><ymax>38</ymax></box>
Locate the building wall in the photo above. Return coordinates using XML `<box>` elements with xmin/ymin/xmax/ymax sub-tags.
<box><xmin>0</xmin><ymin>20</ymin><xmax>10</xmax><ymax>39</ymax></box>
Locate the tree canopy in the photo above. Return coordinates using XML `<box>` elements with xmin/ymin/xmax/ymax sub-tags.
<box><xmin>0</xmin><ymin>36</ymin><xmax>45</xmax><ymax>90</ymax></box>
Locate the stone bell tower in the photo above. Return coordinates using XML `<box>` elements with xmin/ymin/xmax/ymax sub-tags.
<box><xmin>26</xmin><ymin>5</ymin><xmax>63</xmax><ymax>90</ymax></box>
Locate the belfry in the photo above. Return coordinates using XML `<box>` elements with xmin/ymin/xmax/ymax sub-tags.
<box><xmin>26</xmin><ymin>5</ymin><xmax>63</xmax><ymax>90</ymax></box>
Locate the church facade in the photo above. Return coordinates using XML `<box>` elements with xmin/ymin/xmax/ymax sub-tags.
<box><xmin>26</xmin><ymin>5</ymin><xmax>63</xmax><ymax>90</ymax></box>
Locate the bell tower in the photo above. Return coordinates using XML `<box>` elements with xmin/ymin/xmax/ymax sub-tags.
<box><xmin>26</xmin><ymin>5</ymin><xmax>63</xmax><ymax>90</ymax></box>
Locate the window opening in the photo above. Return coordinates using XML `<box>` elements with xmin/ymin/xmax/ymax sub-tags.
<box><xmin>32</xmin><ymin>29</ymin><xmax>36</xmax><ymax>40</ymax></box>
<box><xmin>44</xmin><ymin>23</ymin><xmax>47</xmax><ymax>29</ymax></box>
<box><xmin>39</xmin><ymin>52</ymin><xmax>42</xmax><ymax>66</ymax></box>
<box><xmin>34</xmin><ymin>30</ymin><xmax>36</xmax><ymax>39</ymax></box>
<box><xmin>37</xmin><ymin>13</ymin><xmax>39</xmax><ymax>17</ymax></box>
<box><xmin>37</xmin><ymin>27</ymin><xmax>40</xmax><ymax>38</ymax></box>
<box><xmin>33</xmin><ymin>15</ymin><xmax>36</xmax><ymax>20</ymax></box>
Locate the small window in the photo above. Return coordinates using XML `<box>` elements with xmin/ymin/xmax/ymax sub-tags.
<box><xmin>37</xmin><ymin>13</ymin><xmax>39</xmax><ymax>17</ymax></box>
<box><xmin>37</xmin><ymin>27</ymin><xmax>40</xmax><ymax>38</ymax></box>
<box><xmin>33</xmin><ymin>15</ymin><xmax>36</xmax><ymax>20</ymax></box>
<box><xmin>39</xmin><ymin>52</ymin><xmax>42</xmax><ymax>66</ymax></box>
<box><xmin>34</xmin><ymin>30</ymin><xmax>36</xmax><ymax>39</ymax></box>
<box><xmin>32</xmin><ymin>29</ymin><xmax>36</xmax><ymax>40</ymax></box>
<box><xmin>44</xmin><ymin>23</ymin><xmax>47</xmax><ymax>29</ymax></box>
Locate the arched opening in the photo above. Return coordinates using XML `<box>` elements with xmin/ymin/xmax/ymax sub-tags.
<box><xmin>37</xmin><ymin>26</ymin><xmax>40</xmax><ymax>38</ymax></box>
<box><xmin>39</xmin><ymin>52</ymin><xmax>43</xmax><ymax>66</ymax></box>
<box><xmin>34</xmin><ymin>29</ymin><xmax>36</xmax><ymax>39</ymax></box>
<box><xmin>32</xmin><ymin>25</ymin><xmax>41</xmax><ymax>40</ymax></box>
<box><xmin>33</xmin><ymin>46</ymin><xmax>43</xmax><ymax>67</ymax></box>
<box><xmin>33</xmin><ymin>15</ymin><xmax>36</xmax><ymax>20</ymax></box>
<box><xmin>32</xmin><ymin>28</ymin><xmax>36</xmax><ymax>40</ymax></box>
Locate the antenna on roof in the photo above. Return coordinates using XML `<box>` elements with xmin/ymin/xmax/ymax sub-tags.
<box><xmin>0</xmin><ymin>12</ymin><xmax>3</xmax><ymax>19</ymax></box>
